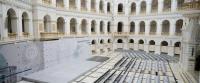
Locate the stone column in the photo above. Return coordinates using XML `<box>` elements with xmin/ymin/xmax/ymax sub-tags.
<box><xmin>104</xmin><ymin>2</ymin><xmax>107</xmax><ymax>14</ymax></box>
<box><xmin>158</xmin><ymin>0</ymin><xmax>164</xmax><ymax>14</ymax></box>
<box><xmin>145</xmin><ymin>21</ymin><xmax>150</xmax><ymax>36</ymax></box>
<box><xmin>76</xmin><ymin>20</ymin><xmax>81</xmax><ymax>35</ymax></box>
<box><xmin>87</xmin><ymin>0</ymin><xmax>91</xmax><ymax>11</ymax></box>
<box><xmin>136</xmin><ymin>2</ymin><xmax>140</xmax><ymax>15</ymax></box>
<box><xmin>96</xmin><ymin>20</ymin><xmax>100</xmax><ymax>35</ymax></box>
<box><xmin>170</xmin><ymin>20</ymin><xmax>176</xmax><ymax>36</ymax></box>
<box><xmin>172</xmin><ymin>0</ymin><xmax>177</xmax><ymax>12</ymax></box>
<box><xmin>104</xmin><ymin>21</ymin><xmax>107</xmax><ymax>34</ymax></box>
<box><xmin>96</xmin><ymin>0</ymin><xmax>100</xmax><ymax>13</ymax></box>
<box><xmin>147</xmin><ymin>1</ymin><xmax>152</xmax><ymax>15</ymax></box>
<box><xmin>18</xmin><ymin>15</ymin><xmax>23</xmax><ymax>37</ymax></box>
<box><xmin>168</xmin><ymin>46</ymin><xmax>175</xmax><ymax>56</ymax></box>
<box><xmin>134</xmin><ymin>43</ymin><xmax>139</xmax><ymax>50</ymax></box>
<box><xmin>157</xmin><ymin>21</ymin><xmax>162</xmax><ymax>35</ymax></box>
<box><xmin>76</xmin><ymin>0</ymin><xmax>81</xmax><ymax>11</ymax></box>
<box><xmin>135</xmin><ymin>21</ymin><xmax>140</xmax><ymax>35</ymax></box>
<box><xmin>155</xmin><ymin>45</ymin><xmax>161</xmax><ymax>54</ymax></box>
<box><xmin>52</xmin><ymin>0</ymin><xmax>56</xmax><ymax>7</ymax></box>
<box><xmin>64</xmin><ymin>0</ymin><xmax>69</xmax><ymax>9</ymax></box>
<box><xmin>63</xmin><ymin>19</ymin><xmax>68</xmax><ymax>35</ymax></box>
<box><xmin>87</xmin><ymin>20</ymin><xmax>91</xmax><ymax>35</ymax></box>
<box><xmin>66</xmin><ymin>19</ymin><xmax>70</xmax><ymax>35</ymax></box>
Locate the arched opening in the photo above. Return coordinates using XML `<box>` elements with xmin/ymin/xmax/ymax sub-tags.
<box><xmin>131</xmin><ymin>3</ymin><xmax>136</xmax><ymax>15</ymax></box>
<box><xmin>107</xmin><ymin>2</ymin><xmax>111</xmax><ymax>13</ymax></box>
<box><xmin>69</xmin><ymin>0</ymin><xmax>76</xmax><ymax>9</ymax></box>
<box><xmin>139</xmin><ymin>21</ymin><xmax>145</xmax><ymax>34</ymax></box>
<box><xmin>176</xmin><ymin>19</ymin><xmax>183</xmax><ymax>36</ymax></box>
<box><xmin>149</xmin><ymin>40</ymin><xmax>156</xmax><ymax>52</ymax></box>
<box><xmin>57</xmin><ymin>17</ymin><xmax>65</xmax><ymax>33</ymax></box>
<box><xmin>161</xmin><ymin>41</ymin><xmax>168</xmax><ymax>54</ymax></box>
<box><xmin>150</xmin><ymin>21</ymin><xmax>157</xmax><ymax>35</ymax></box>
<box><xmin>81</xmin><ymin>19</ymin><xmax>87</xmax><ymax>34</ymax></box>
<box><xmin>149</xmin><ymin>40</ymin><xmax>155</xmax><ymax>45</ymax></box>
<box><xmin>22</xmin><ymin>12</ymin><xmax>29</xmax><ymax>35</ymax></box>
<box><xmin>140</xmin><ymin>1</ymin><xmax>146</xmax><ymax>14</ymax></box>
<box><xmin>100</xmin><ymin>39</ymin><xmax>104</xmax><ymax>44</ymax></box>
<box><xmin>163</xmin><ymin>0</ymin><xmax>171</xmax><ymax>12</ymax></box>
<box><xmin>174</xmin><ymin>42</ymin><xmax>181</xmax><ymax>56</ymax></box>
<box><xmin>91</xmin><ymin>40</ymin><xmax>96</xmax><ymax>45</ymax></box>
<box><xmin>100</xmin><ymin>21</ymin><xmax>104</xmax><ymax>34</ymax></box>
<box><xmin>56</xmin><ymin>0</ymin><xmax>64</xmax><ymax>8</ymax></box>
<box><xmin>107</xmin><ymin>22</ymin><xmax>111</xmax><ymax>33</ymax></box>
<box><xmin>91</xmin><ymin>0</ymin><xmax>96</xmax><ymax>12</ymax></box>
<box><xmin>117</xmin><ymin>39</ymin><xmax>123</xmax><ymax>43</ymax></box>
<box><xmin>70</xmin><ymin>18</ymin><xmax>77</xmax><ymax>34</ymax></box>
<box><xmin>99</xmin><ymin>0</ymin><xmax>104</xmax><ymax>13</ymax></box>
<box><xmin>130</xmin><ymin>22</ymin><xmax>135</xmax><ymax>34</ymax></box>
<box><xmin>43</xmin><ymin>15</ymin><xmax>51</xmax><ymax>32</ymax></box>
<box><xmin>139</xmin><ymin>40</ymin><xmax>144</xmax><ymax>44</ymax></box>
<box><xmin>91</xmin><ymin>20</ymin><xmax>96</xmax><ymax>34</ymax></box>
<box><xmin>7</xmin><ymin>8</ymin><xmax>17</xmax><ymax>36</ymax></box>
<box><xmin>129</xmin><ymin>39</ymin><xmax>134</xmax><ymax>43</ymax></box>
<box><xmin>151</xmin><ymin>0</ymin><xmax>158</xmax><ymax>13</ymax></box>
<box><xmin>138</xmin><ymin>39</ymin><xmax>144</xmax><ymax>51</ymax></box>
<box><xmin>108</xmin><ymin>39</ymin><xmax>111</xmax><ymax>43</ymax></box>
<box><xmin>81</xmin><ymin>0</ymin><xmax>87</xmax><ymax>11</ymax></box>
<box><xmin>117</xmin><ymin>22</ymin><xmax>123</xmax><ymax>32</ymax></box>
<box><xmin>118</xmin><ymin>3</ymin><xmax>123</xmax><ymax>13</ymax></box>
<box><xmin>162</xmin><ymin>20</ymin><xmax>170</xmax><ymax>35</ymax></box>
<box><xmin>177</xmin><ymin>0</ymin><xmax>184</xmax><ymax>10</ymax></box>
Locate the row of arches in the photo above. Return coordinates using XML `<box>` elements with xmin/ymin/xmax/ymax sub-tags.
<box><xmin>6</xmin><ymin>8</ymin><xmax>30</xmax><ymax>38</ymax></box>
<box><xmin>117</xmin><ymin>39</ymin><xmax>181</xmax><ymax>47</ymax></box>
<box><xmin>117</xmin><ymin>19</ymin><xmax>183</xmax><ymax>35</ymax></box>
<box><xmin>43</xmin><ymin>0</ymin><xmax>112</xmax><ymax>13</ymax></box>
<box><xmin>43</xmin><ymin>15</ymin><xmax>111</xmax><ymax>34</ymax></box>
<box><xmin>91</xmin><ymin>39</ymin><xmax>112</xmax><ymax>45</ymax></box>
<box><xmin>118</xmin><ymin>0</ymin><xmax>185</xmax><ymax>14</ymax></box>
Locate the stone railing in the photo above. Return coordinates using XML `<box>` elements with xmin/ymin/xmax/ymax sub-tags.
<box><xmin>113</xmin><ymin>32</ymin><xmax>128</xmax><ymax>36</ymax></box>
<box><xmin>161</xmin><ymin>32</ymin><xmax>169</xmax><ymax>36</ymax></box>
<box><xmin>149</xmin><ymin>32</ymin><xmax>156</xmax><ymax>35</ymax></box>
<box><xmin>130</xmin><ymin>32</ymin><xmax>135</xmax><ymax>35</ymax></box>
<box><xmin>178</xmin><ymin>1</ymin><xmax>200</xmax><ymax>11</ymax></box>
<box><xmin>139</xmin><ymin>32</ymin><xmax>145</xmax><ymax>35</ymax></box>
<box><xmin>8</xmin><ymin>33</ymin><xmax>17</xmax><ymax>40</ymax></box>
<box><xmin>175</xmin><ymin>32</ymin><xmax>182</xmax><ymax>36</ymax></box>
<box><xmin>40</xmin><ymin>32</ymin><xmax>64</xmax><ymax>40</ymax></box>
<box><xmin>56</xmin><ymin>3</ymin><xmax>64</xmax><ymax>8</ymax></box>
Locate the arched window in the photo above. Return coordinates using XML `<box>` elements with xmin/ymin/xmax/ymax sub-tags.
<box><xmin>163</xmin><ymin>0</ymin><xmax>171</xmax><ymax>12</ymax></box>
<box><xmin>91</xmin><ymin>40</ymin><xmax>96</xmax><ymax>45</ymax></box>
<box><xmin>118</xmin><ymin>3</ymin><xmax>123</xmax><ymax>13</ymax></box>
<box><xmin>130</xmin><ymin>22</ymin><xmax>135</xmax><ymax>33</ymax></box>
<box><xmin>100</xmin><ymin>39</ymin><xmax>104</xmax><ymax>44</ymax></box>
<box><xmin>91</xmin><ymin>0</ymin><xmax>96</xmax><ymax>12</ymax></box>
<box><xmin>175</xmin><ymin>42</ymin><xmax>181</xmax><ymax>47</ymax></box>
<box><xmin>151</xmin><ymin>0</ymin><xmax>158</xmax><ymax>13</ymax></box>
<box><xmin>131</xmin><ymin>3</ymin><xmax>136</xmax><ymax>15</ymax></box>
<box><xmin>107</xmin><ymin>22</ymin><xmax>111</xmax><ymax>33</ymax></box>
<box><xmin>69</xmin><ymin>0</ymin><xmax>76</xmax><ymax>9</ymax></box>
<box><xmin>91</xmin><ymin>20</ymin><xmax>96</xmax><ymax>33</ymax></box>
<box><xmin>139</xmin><ymin>21</ymin><xmax>145</xmax><ymax>34</ymax></box>
<box><xmin>129</xmin><ymin>39</ymin><xmax>134</xmax><ymax>43</ymax></box>
<box><xmin>57</xmin><ymin>17</ymin><xmax>65</xmax><ymax>33</ymax></box>
<box><xmin>149</xmin><ymin>40</ymin><xmax>155</xmax><ymax>45</ymax></box>
<box><xmin>107</xmin><ymin>2</ymin><xmax>111</xmax><ymax>13</ymax></box>
<box><xmin>118</xmin><ymin>22</ymin><xmax>123</xmax><ymax>32</ymax></box>
<box><xmin>176</xmin><ymin>19</ymin><xmax>183</xmax><ymax>36</ymax></box>
<box><xmin>70</xmin><ymin>18</ymin><xmax>77</xmax><ymax>34</ymax></box>
<box><xmin>99</xmin><ymin>0</ymin><xmax>104</xmax><ymax>13</ymax></box>
<box><xmin>108</xmin><ymin>39</ymin><xmax>111</xmax><ymax>43</ymax></box>
<box><xmin>56</xmin><ymin>0</ymin><xmax>64</xmax><ymax>8</ymax></box>
<box><xmin>81</xmin><ymin>19</ymin><xmax>87</xmax><ymax>34</ymax></box>
<box><xmin>43</xmin><ymin>15</ymin><xmax>51</xmax><ymax>32</ymax></box>
<box><xmin>22</xmin><ymin>12</ymin><xmax>29</xmax><ymax>34</ymax></box>
<box><xmin>81</xmin><ymin>0</ymin><xmax>87</xmax><ymax>10</ymax></box>
<box><xmin>162</xmin><ymin>20</ymin><xmax>170</xmax><ymax>35</ymax></box>
<box><xmin>141</xmin><ymin>1</ymin><xmax>146</xmax><ymax>14</ymax></box>
<box><xmin>100</xmin><ymin>21</ymin><xmax>104</xmax><ymax>33</ymax></box>
<box><xmin>7</xmin><ymin>8</ymin><xmax>17</xmax><ymax>34</ymax></box>
<box><xmin>139</xmin><ymin>40</ymin><xmax>144</xmax><ymax>44</ymax></box>
<box><xmin>117</xmin><ymin>39</ymin><xmax>123</xmax><ymax>43</ymax></box>
<box><xmin>177</xmin><ymin>0</ymin><xmax>184</xmax><ymax>10</ymax></box>
<box><xmin>150</xmin><ymin>21</ymin><xmax>157</xmax><ymax>35</ymax></box>
<box><xmin>161</xmin><ymin>41</ymin><xmax>168</xmax><ymax>46</ymax></box>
